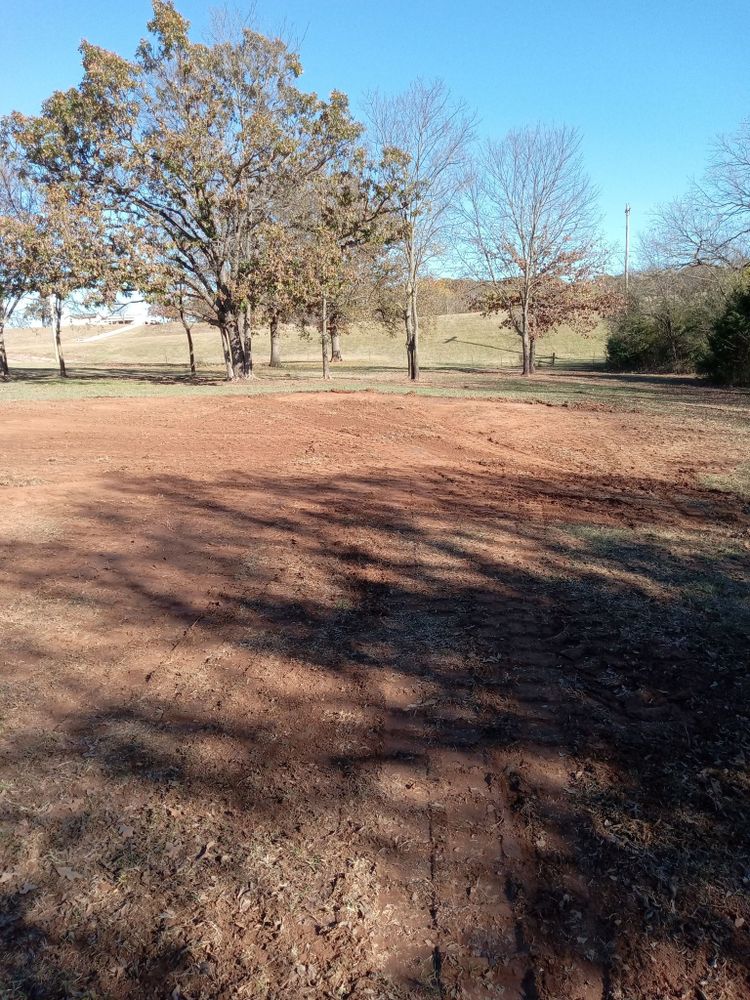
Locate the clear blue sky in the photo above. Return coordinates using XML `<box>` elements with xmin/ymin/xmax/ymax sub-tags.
<box><xmin>3</xmin><ymin>0</ymin><xmax>748</xmax><ymax>265</ymax></box>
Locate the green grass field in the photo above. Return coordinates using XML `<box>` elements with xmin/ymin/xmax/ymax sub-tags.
<box><xmin>2</xmin><ymin>313</ymin><xmax>750</xmax><ymax>429</ymax></box>
<box><xmin>3</xmin><ymin>311</ymin><xmax>607</xmax><ymax>374</ymax></box>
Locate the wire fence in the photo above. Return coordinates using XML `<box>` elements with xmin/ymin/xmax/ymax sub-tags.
<box><xmin>457</xmin><ymin>347</ymin><xmax>607</xmax><ymax>370</ymax></box>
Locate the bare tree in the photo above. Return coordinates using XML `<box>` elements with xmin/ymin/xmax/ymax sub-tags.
<box><xmin>649</xmin><ymin>120</ymin><xmax>750</xmax><ymax>269</ymax></box>
<box><xmin>461</xmin><ymin>124</ymin><xmax>608</xmax><ymax>375</ymax></box>
<box><xmin>367</xmin><ymin>79</ymin><xmax>475</xmax><ymax>380</ymax></box>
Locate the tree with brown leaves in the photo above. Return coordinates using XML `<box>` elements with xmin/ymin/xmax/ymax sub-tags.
<box><xmin>462</xmin><ymin>124</ymin><xmax>612</xmax><ymax>374</ymax></box>
<box><xmin>0</xmin><ymin>157</ymin><xmax>36</xmax><ymax>378</ymax></box>
<box><xmin>9</xmin><ymin>1</ymin><xmax>365</xmax><ymax>381</ymax></box>
<box><xmin>27</xmin><ymin>184</ymin><xmax>129</xmax><ymax>378</ymax></box>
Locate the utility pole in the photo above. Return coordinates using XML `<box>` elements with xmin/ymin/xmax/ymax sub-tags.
<box><xmin>624</xmin><ymin>203</ymin><xmax>631</xmax><ymax>298</ymax></box>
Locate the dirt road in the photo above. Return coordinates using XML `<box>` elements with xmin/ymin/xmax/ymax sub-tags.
<box><xmin>1</xmin><ymin>393</ymin><xmax>748</xmax><ymax>998</ymax></box>
<box><xmin>75</xmin><ymin>322</ymin><xmax>141</xmax><ymax>343</ymax></box>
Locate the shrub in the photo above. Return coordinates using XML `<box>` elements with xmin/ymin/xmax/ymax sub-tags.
<box><xmin>607</xmin><ymin>313</ymin><xmax>661</xmax><ymax>370</ymax></box>
<box><xmin>606</xmin><ymin>306</ymin><xmax>706</xmax><ymax>372</ymax></box>
<box><xmin>698</xmin><ymin>283</ymin><xmax>750</xmax><ymax>385</ymax></box>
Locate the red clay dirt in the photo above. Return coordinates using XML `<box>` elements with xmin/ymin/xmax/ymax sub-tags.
<box><xmin>1</xmin><ymin>392</ymin><xmax>749</xmax><ymax>999</ymax></box>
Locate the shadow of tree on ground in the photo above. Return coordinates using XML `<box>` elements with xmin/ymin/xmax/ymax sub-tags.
<box><xmin>1</xmin><ymin>463</ymin><xmax>748</xmax><ymax>998</ymax></box>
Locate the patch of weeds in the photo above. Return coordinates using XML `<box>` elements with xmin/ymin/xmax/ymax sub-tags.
<box><xmin>236</xmin><ymin>554</ymin><xmax>261</xmax><ymax>581</ymax></box>
<box><xmin>702</xmin><ymin>461</ymin><xmax>750</xmax><ymax>498</ymax></box>
<box><xmin>236</xmin><ymin>632</ymin><xmax>282</xmax><ymax>653</ymax></box>
<box><xmin>0</xmin><ymin>475</ymin><xmax>45</xmax><ymax>487</ymax></box>
<box><xmin>108</xmin><ymin>840</ymin><xmax>145</xmax><ymax>883</ymax></box>
<box><xmin>49</xmin><ymin>811</ymin><xmax>92</xmax><ymax>851</ymax></box>
<box><xmin>558</xmin><ymin>523</ymin><xmax>633</xmax><ymax>548</ymax></box>
<box><xmin>682</xmin><ymin>578</ymin><xmax>721</xmax><ymax>601</ymax></box>
<box><xmin>4</xmin><ymin>515</ymin><xmax>62</xmax><ymax>542</ymax></box>
<box><xmin>65</xmin><ymin>593</ymin><xmax>100</xmax><ymax>608</ymax></box>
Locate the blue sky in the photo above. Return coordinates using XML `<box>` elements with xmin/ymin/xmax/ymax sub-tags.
<box><xmin>3</xmin><ymin>0</ymin><xmax>748</xmax><ymax>265</ymax></box>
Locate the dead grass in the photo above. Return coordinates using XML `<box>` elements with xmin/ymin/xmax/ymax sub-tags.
<box><xmin>702</xmin><ymin>460</ymin><xmax>750</xmax><ymax>497</ymax></box>
<box><xmin>4</xmin><ymin>312</ymin><xmax>609</xmax><ymax>371</ymax></box>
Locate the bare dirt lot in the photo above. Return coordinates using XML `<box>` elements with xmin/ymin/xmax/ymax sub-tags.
<box><xmin>1</xmin><ymin>392</ymin><xmax>749</xmax><ymax>999</ymax></box>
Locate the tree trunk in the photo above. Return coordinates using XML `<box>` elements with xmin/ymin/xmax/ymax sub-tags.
<box><xmin>520</xmin><ymin>331</ymin><xmax>531</xmax><ymax>375</ymax></box>
<box><xmin>185</xmin><ymin>326</ymin><xmax>196</xmax><ymax>378</ymax></box>
<box><xmin>178</xmin><ymin>305</ymin><xmax>196</xmax><ymax>378</ymax></box>
<box><xmin>53</xmin><ymin>294</ymin><xmax>67</xmax><ymax>378</ymax></box>
<box><xmin>321</xmin><ymin>294</ymin><xmax>331</xmax><ymax>380</ymax></box>
<box><xmin>330</xmin><ymin>320</ymin><xmax>343</xmax><ymax>362</ymax></box>
<box><xmin>219</xmin><ymin>321</ymin><xmax>247</xmax><ymax>380</ymax></box>
<box><xmin>403</xmin><ymin>309</ymin><xmax>412</xmax><ymax>376</ymax></box>
<box><xmin>529</xmin><ymin>337</ymin><xmax>536</xmax><ymax>374</ymax></box>
<box><xmin>269</xmin><ymin>314</ymin><xmax>282</xmax><ymax>368</ymax></box>
<box><xmin>409</xmin><ymin>281</ymin><xmax>420</xmax><ymax>381</ymax></box>
<box><xmin>219</xmin><ymin>326</ymin><xmax>234</xmax><ymax>380</ymax></box>
<box><xmin>520</xmin><ymin>302</ymin><xmax>532</xmax><ymax>376</ymax></box>
<box><xmin>406</xmin><ymin>278</ymin><xmax>420</xmax><ymax>381</ymax></box>
<box><xmin>226</xmin><ymin>319</ymin><xmax>247</xmax><ymax>379</ymax></box>
<box><xmin>242</xmin><ymin>308</ymin><xmax>254</xmax><ymax>378</ymax></box>
<box><xmin>407</xmin><ymin>335</ymin><xmax>420</xmax><ymax>379</ymax></box>
<box><xmin>0</xmin><ymin>320</ymin><xmax>9</xmax><ymax>378</ymax></box>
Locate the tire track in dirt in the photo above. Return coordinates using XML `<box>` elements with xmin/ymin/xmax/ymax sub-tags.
<box><xmin>468</xmin><ymin>589</ymin><xmax>611</xmax><ymax>1000</ymax></box>
<box><xmin>369</xmin><ymin>667</ymin><xmax>437</xmax><ymax>991</ymax></box>
<box><xmin>363</xmin><ymin>576</ymin><xmax>537</xmax><ymax>997</ymax></box>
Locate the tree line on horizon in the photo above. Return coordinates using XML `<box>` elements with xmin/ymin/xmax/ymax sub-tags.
<box><xmin>0</xmin><ymin>1</ymin><xmax>748</xmax><ymax>385</ymax></box>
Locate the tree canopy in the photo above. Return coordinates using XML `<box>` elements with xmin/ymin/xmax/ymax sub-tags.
<box><xmin>9</xmin><ymin>1</ymin><xmax>396</xmax><ymax>379</ymax></box>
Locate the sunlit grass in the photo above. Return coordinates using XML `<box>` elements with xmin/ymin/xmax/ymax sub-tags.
<box><xmin>702</xmin><ymin>461</ymin><xmax>750</xmax><ymax>498</ymax></box>
<box><xmin>4</xmin><ymin>311</ymin><xmax>608</xmax><ymax>372</ymax></box>
<box><xmin>2</xmin><ymin>314</ymin><xmax>750</xmax><ymax>427</ymax></box>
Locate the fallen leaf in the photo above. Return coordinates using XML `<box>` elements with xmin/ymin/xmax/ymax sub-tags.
<box><xmin>55</xmin><ymin>866</ymin><xmax>81</xmax><ymax>881</ymax></box>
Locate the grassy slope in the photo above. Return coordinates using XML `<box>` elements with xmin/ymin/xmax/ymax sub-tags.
<box><xmin>1</xmin><ymin>312</ymin><xmax>610</xmax><ymax>403</ymax></box>
<box><xmin>3</xmin><ymin>314</ymin><xmax>750</xmax><ymax>438</ymax></box>
<box><xmin>4</xmin><ymin>312</ymin><xmax>608</xmax><ymax>373</ymax></box>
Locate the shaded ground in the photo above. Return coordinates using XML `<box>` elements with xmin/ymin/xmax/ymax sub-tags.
<box><xmin>0</xmin><ymin>393</ymin><xmax>749</xmax><ymax>999</ymax></box>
